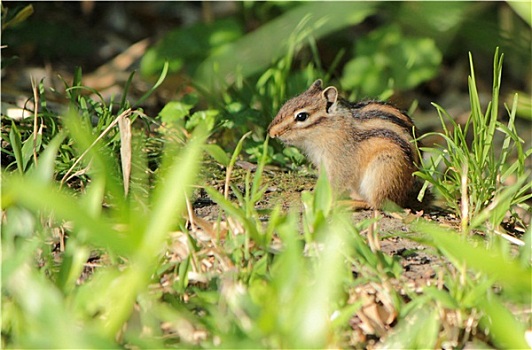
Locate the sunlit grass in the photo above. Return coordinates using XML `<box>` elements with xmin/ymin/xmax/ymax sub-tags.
<box><xmin>415</xmin><ymin>48</ymin><xmax>531</xmax><ymax>233</ymax></box>
<box><xmin>2</xmin><ymin>45</ymin><xmax>530</xmax><ymax>349</ymax></box>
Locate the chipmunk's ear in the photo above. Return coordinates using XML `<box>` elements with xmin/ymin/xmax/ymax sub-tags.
<box><xmin>323</xmin><ymin>86</ymin><xmax>338</xmax><ymax>113</ymax></box>
<box><xmin>308</xmin><ymin>79</ymin><xmax>323</xmax><ymax>92</ymax></box>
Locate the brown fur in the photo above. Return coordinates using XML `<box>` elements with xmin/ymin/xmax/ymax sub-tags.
<box><xmin>268</xmin><ymin>79</ymin><xmax>425</xmax><ymax>209</ymax></box>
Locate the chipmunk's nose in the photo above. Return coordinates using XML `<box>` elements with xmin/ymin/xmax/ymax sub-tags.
<box><xmin>267</xmin><ymin>120</ymin><xmax>278</xmax><ymax>138</ymax></box>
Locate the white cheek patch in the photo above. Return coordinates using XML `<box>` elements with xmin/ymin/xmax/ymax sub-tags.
<box><xmin>303</xmin><ymin>141</ymin><xmax>326</xmax><ymax>168</ymax></box>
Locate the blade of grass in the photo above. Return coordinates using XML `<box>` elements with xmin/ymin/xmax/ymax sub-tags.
<box><xmin>9</xmin><ymin>121</ymin><xmax>23</xmax><ymax>173</ymax></box>
<box><xmin>250</xmin><ymin>136</ymin><xmax>269</xmax><ymax>203</ymax></box>
<box><xmin>2</xmin><ymin>175</ymin><xmax>130</xmax><ymax>253</ymax></box>
<box><xmin>224</xmin><ymin>131</ymin><xmax>252</xmax><ymax>199</ymax></box>
<box><xmin>140</xmin><ymin>124</ymin><xmax>207</xmax><ymax>258</ymax></box>
<box><xmin>120</xmin><ymin>70</ymin><xmax>136</xmax><ymax>111</ymax></box>
<box><xmin>133</xmin><ymin>61</ymin><xmax>169</xmax><ymax>108</ymax></box>
<box><xmin>91</xmin><ymin>122</ymin><xmax>207</xmax><ymax>337</ymax></box>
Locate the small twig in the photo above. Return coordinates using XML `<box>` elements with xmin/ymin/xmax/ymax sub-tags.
<box><xmin>60</xmin><ymin>108</ymin><xmax>132</xmax><ymax>187</ymax></box>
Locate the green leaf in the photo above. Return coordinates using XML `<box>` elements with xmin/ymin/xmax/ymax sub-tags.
<box><xmin>135</xmin><ymin>61</ymin><xmax>169</xmax><ymax>107</ymax></box>
<box><xmin>3</xmin><ymin>260</ymin><xmax>115</xmax><ymax>348</ymax></box>
<box><xmin>56</xmin><ymin>240</ymin><xmax>91</xmax><ymax>294</ymax></box>
<box><xmin>195</xmin><ymin>2</ymin><xmax>378</xmax><ymax>91</ymax></box>
<box><xmin>20</xmin><ymin>132</ymin><xmax>41</xmax><ymax>171</ymax></box>
<box><xmin>204</xmin><ymin>185</ymin><xmax>259</xmax><ymax>240</ymax></box>
<box><xmin>140</xmin><ymin>19</ymin><xmax>243</xmax><ymax>77</ymax></box>
<box><xmin>141</xmin><ymin>124</ymin><xmax>207</xmax><ymax>259</ymax></box>
<box><xmin>158</xmin><ymin>100</ymin><xmax>193</xmax><ymax>124</ymax></box>
<box><xmin>423</xmin><ymin>286</ymin><xmax>459</xmax><ymax>309</ymax></box>
<box><xmin>470</xmin><ymin>174</ymin><xmax>529</xmax><ymax>229</ymax></box>
<box><xmin>187</xmin><ymin>109</ymin><xmax>219</xmax><ymax>131</ymax></box>
<box><xmin>204</xmin><ymin>144</ymin><xmax>230</xmax><ymax>166</ymax></box>
<box><xmin>341</xmin><ymin>24</ymin><xmax>441</xmax><ymax>96</ymax></box>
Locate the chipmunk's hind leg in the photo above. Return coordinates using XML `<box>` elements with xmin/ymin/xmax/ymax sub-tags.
<box><xmin>359</xmin><ymin>152</ymin><xmax>414</xmax><ymax>209</ymax></box>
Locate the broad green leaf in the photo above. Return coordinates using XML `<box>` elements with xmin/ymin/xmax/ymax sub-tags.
<box><xmin>158</xmin><ymin>100</ymin><xmax>193</xmax><ymax>124</ymax></box>
<box><xmin>342</xmin><ymin>24</ymin><xmax>441</xmax><ymax>96</ymax></box>
<box><xmin>140</xmin><ymin>19</ymin><xmax>243</xmax><ymax>76</ymax></box>
<box><xmin>187</xmin><ymin>109</ymin><xmax>219</xmax><ymax>131</ymax></box>
<box><xmin>194</xmin><ymin>2</ymin><xmax>378</xmax><ymax>91</ymax></box>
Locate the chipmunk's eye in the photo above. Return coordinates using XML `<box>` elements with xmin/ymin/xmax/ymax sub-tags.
<box><xmin>295</xmin><ymin>112</ymin><xmax>309</xmax><ymax>122</ymax></box>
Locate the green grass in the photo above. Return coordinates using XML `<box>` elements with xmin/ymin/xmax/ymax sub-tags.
<box><xmin>415</xmin><ymin>48</ymin><xmax>531</xmax><ymax>233</ymax></box>
<box><xmin>2</xmin><ymin>46</ymin><xmax>531</xmax><ymax>349</ymax></box>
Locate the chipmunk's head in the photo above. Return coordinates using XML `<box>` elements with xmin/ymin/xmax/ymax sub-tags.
<box><xmin>267</xmin><ymin>79</ymin><xmax>340</xmax><ymax>145</ymax></box>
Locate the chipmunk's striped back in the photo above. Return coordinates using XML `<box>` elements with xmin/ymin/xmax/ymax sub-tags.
<box><xmin>348</xmin><ymin>101</ymin><xmax>419</xmax><ymax>166</ymax></box>
<box><xmin>351</xmin><ymin>101</ymin><xmax>414</xmax><ymax>135</ymax></box>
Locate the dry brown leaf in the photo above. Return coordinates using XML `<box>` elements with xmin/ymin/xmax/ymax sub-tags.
<box><xmin>353</xmin><ymin>283</ymin><xmax>398</xmax><ymax>337</ymax></box>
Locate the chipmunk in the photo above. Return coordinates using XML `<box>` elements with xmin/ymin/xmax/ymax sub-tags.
<box><xmin>268</xmin><ymin>79</ymin><xmax>424</xmax><ymax>210</ymax></box>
